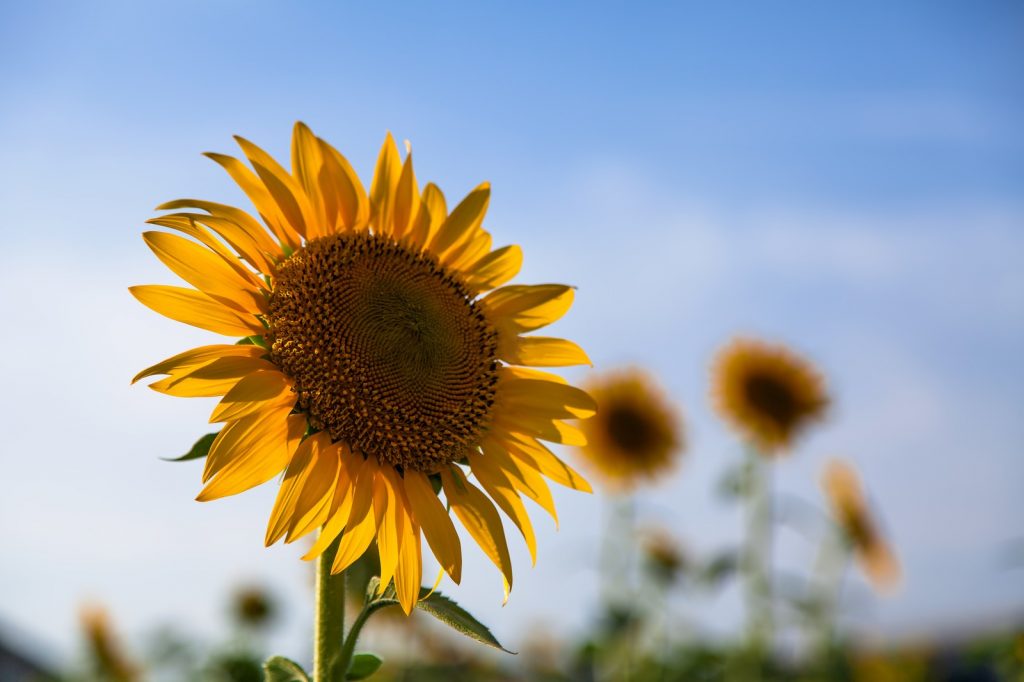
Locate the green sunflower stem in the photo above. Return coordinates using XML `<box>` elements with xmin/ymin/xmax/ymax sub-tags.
<box><xmin>743</xmin><ymin>448</ymin><xmax>774</xmax><ymax>669</ymax></box>
<box><xmin>313</xmin><ymin>535</ymin><xmax>346</xmax><ymax>682</ymax></box>
<box><xmin>598</xmin><ymin>494</ymin><xmax>637</xmax><ymax>682</ymax></box>
<box><xmin>338</xmin><ymin>599</ymin><xmax>393</xmax><ymax>677</ymax></box>
<box><xmin>809</xmin><ymin>532</ymin><xmax>850</xmax><ymax>660</ymax></box>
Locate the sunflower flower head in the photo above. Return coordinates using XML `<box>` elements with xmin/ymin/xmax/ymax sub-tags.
<box><xmin>80</xmin><ymin>605</ymin><xmax>140</xmax><ymax>682</ymax></box>
<box><xmin>822</xmin><ymin>458</ymin><xmax>900</xmax><ymax>592</ymax></box>
<box><xmin>711</xmin><ymin>338</ymin><xmax>829</xmax><ymax>455</ymax></box>
<box><xmin>231</xmin><ymin>585</ymin><xmax>277</xmax><ymax>628</ymax></box>
<box><xmin>577</xmin><ymin>368</ymin><xmax>684</xmax><ymax>490</ymax></box>
<box><xmin>132</xmin><ymin>124</ymin><xmax>595</xmax><ymax>614</ymax></box>
<box><xmin>640</xmin><ymin>527</ymin><xmax>687</xmax><ymax>586</ymax></box>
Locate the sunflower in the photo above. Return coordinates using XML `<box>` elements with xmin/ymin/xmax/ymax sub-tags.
<box><xmin>576</xmin><ymin>368</ymin><xmax>683</xmax><ymax>490</ymax></box>
<box><xmin>822</xmin><ymin>458</ymin><xmax>900</xmax><ymax>591</ymax></box>
<box><xmin>232</xmin><ymin>585</ymin><xmax>276</xmax><ymax>628</ymax></box>
<box><xmin>131</xmin><ymin>123</ymin><xmax>595</xmax><ymax>614</ymax></box>
<box><xmin>710</xmin><ymin>338</ymin><xmax>828</xmax><ymax>455</ymax></box>
<box><xmin>80</xmin><ymin>606</ymin><xmax>140</xmax><ymax>682</ymax></box>
<box><xmin>640</xmin><ymin>527</ymin><xmax>687</xmax><ymax>586</ymax></box>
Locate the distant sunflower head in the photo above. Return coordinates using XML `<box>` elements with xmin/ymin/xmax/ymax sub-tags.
<box><xmin>640</xmin><ymin>527</ymin><xmax>687</xmax><ymax>586</ymax></box>
<box><xmin>132</xmin><ymin>124</ymin><xmax>595</xmax><ymax>613</ymax></box>
<box><xmin>822</xmin><ymin>458</ymin><xmax>900</xmax><ymax>592</ymax></box>
<box><xmin>577</xmin><ymin>368</ymin><xmax>684</xmax><ymax>490</ymax></box>
<box><xmin>231</xmin><ymin>585</ymin><xmax>276</xmax><ymax>628</ymax></box>
<box><xmin>80</xmin><ymin>605</ymin><xmax>139</xmax><ymax>682</ymax></box>
<box><xmin>711</xmin><ymin>338</ymin><xmax>828</xmax><ymax>455</ymax></box>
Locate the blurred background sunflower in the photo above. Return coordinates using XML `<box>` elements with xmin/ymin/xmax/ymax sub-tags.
<box><xmin>577</xmin><ymin>367</ymin><xmax>684</xmax><ymax>490</ymax></box>
<box><xmin>711</xmin><ymin>338</ymin><xmax>829</xmax><ymax>455</ymax></box>
<box><xmin>822</xmin><ymin>458</ymin><xmax>901</xmax><ymax>592</ymax></box>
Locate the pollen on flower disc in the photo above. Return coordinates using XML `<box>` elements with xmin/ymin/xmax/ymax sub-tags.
<box><xmin>268</xmin><ymin>232</ymin><xmax>499</xmax><ymax>472</ymax></box>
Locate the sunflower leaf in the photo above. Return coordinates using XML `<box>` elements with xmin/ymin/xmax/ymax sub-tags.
<box><xmin>163</xmin><ymin>432</ymin><xmax>217</xmax><ymax>462</ymax></box>
<box><xmin>415</xmin><ymin>589</ymin><xmax>514</xmax><ymax>653</ymax></box>
<box><xmin>237</xmin><ymin>334</ymin><xmax>269</xmax><ymax>348</ymax></box>
<box><xmin>262</xmin><ymin>655</ymin><xmax>310</xmax><ymax>682</ymax></box>
<box><xmin>699</xmin><ymin>550</ymin><xmax>739</xmax><ymax>587</ymax></box>
<box><xmin>346</xmin><ymin>653</ymin><xmax>383</xmax><ymax>680</ymax></box>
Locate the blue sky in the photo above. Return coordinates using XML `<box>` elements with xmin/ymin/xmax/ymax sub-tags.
<box><xmin>1</xmin><ymin>0</ymin><xmax>1022</xmax><ymax>666</ymax></box>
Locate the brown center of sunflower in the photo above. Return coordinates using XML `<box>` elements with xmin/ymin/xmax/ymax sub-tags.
<box><xmin>267</xmin><ymin>231</ymin><xmax>499</xmax><ymax>472</ymax></box>
<box><xmin>838</xmin><ymin>503</ymin><xmax>876</xmax><ymax>551</ymax></box>
<box><xmin>606</xmin><ymin>403</ymin><xmax>660</xmax><ymax>454</ymax></box>
<box><xmin>743</xmin><ymin>373</ymin><xmax>799</xmax><ymax>431</ymax></box>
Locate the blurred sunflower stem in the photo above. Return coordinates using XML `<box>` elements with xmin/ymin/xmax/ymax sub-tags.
<box><xmin>599</xmin><ymin>494</ymin><xmax>637</xmax><ymax>606</ymax></box>
<box><xmin>742</xmin><ymin>447</ymin><xmax>775</xmax><ymax>665</ymax></box>
<box><xmin>808</xmin><ymin>524</ymin><xmax>849</xmax><ymax>658</ymax></box>
<box><xmin>596</xmin><ymin>493</ymin><xmax>639</xmax><ymax>682</ymax></box>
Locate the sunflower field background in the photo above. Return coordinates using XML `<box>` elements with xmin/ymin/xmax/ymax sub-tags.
<box><xmin>1</xmin><ymin>2</ymin><xmax>1022</xmax><ymax>681</ymax></box>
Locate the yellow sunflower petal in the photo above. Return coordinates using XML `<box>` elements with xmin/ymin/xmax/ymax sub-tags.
<box><xmin>317</xmin><ymin>138</ymin><xmax>369</xmax><ymax>232</ymax></box>
<box><xmin>330</xmin><ymin>504</ymin><xmax>379</xmax><ymax>573</ymax></box>
<box><xmin>497</xmin><ymin>432</ymin><xmax>592</xmax><ymax>493</ymax></box>
<box><xmin>467</xmin><ymin>449</ymin><xmax>537</xmax><ymax>564</ymax></box>
<box><xmin>330</xmin><ymin>482</ymin><xmax>383</xmax><ymax>572</ymax></box>
<box><xmin>290</xmin><ymin>122</ymin><xmax>327</xmax><ymax>237</ymax></box>
<box><xmin>234</xmin><ymin>135</ymin><xmax>316</xmax><ymax>241</ymax></box>
<box><xmin>499</xmin><ymin>366</ymin><xmax>567</xmax><ymax>384</ymax></box>
<box><xmin>146</xmin><ymin>215</ymin><xmax>270</xmax><ymax>289</ymax></box>
<box><xmin>493</xmin><ymin>411</ymin><xmax>588</xmax><ymax>447</ymax></box>
<box><xmin>370</xmin><ymin>133</ymin><xmax>401</xmax><ymax>236</ymax></box>
<box><xmin>323</xmin><ymin>457</ymin><xmax>382</xmax><ymax>571</ymax></box>
<box><xmin>142</xmin><ymin>231</ymin><xmax>264</xmax><ymax>315</ymax></box>
<box><xmin>273</xmin><ymin>439</ymin><xmax>342</xmax><ymax>546</ymax></box>
<box><xmin>407</xmin><ymin>182</ymin><xmax>447</xmax><ymax>247</ymax></box>
<box><xmin>133</xmin><ymin>344</ymin><xmax>265</xmax><ymax>384</ymax></box>
<box><xmin>446</xmin><ymin>230</ymin><xmax>493</xmax><ymax>273</ymax></box>
<box><xmin>392</xmin><ymin>477</ymin><xmax>423</xmax><ymax>614</ymax></box>
<box><xmin>299</xmin><ymin>449</ymin><xmax>367</xmax><ymax>559</ymax></box>
<box><xmin>210</xmin><ymin>369</ymin><xmax>293</xmax><ymax>423</ymax></box>
<box><xmin>167</xmin><ymin>354</ymin><xmax>273</xmax><ymax>385</ymax></box>
<box><xmin>481</xmin><ymin>437</ymin><xmax>559</xmax><ymax>527</ymax></box>
<box><xmin>404</xmin><ymin>471</ymin><xmax>462</xmax><ymax>583</ymax></box>
<box><xmin>441</xmin><ymin>466</ymin><xmax>513</xmax><ymax>592</ymax></box>
<box><xmin>286</xmin><ymin>447</ymin><xmax>357</xmax><ymax>544</ymax></box>
<box><xmin>302</xmin><ymin>496</ymin><xmax>349</xmax><ymax>560</ymax></box>
<box><xmin>149</xmin><ymin>355</ymin><xmax>276</xmax><ymax>398</ymax></box>
<box><xmin>265</xmin><ymin>432</ymin><xmax>336</xmax><ymax>546</ymax></box>
<box><xmin>503</xmin><ymin>336</ymin><xmax>591</xmax><ymax>368</ymax></box>
<box><xmin>203</xmin><ymin>152</ymin><xmax>301</xmax><ymax>249</ymax></box>
<box><xmin>156</xmin><ymin>199</ymin><xmax>282</xmax><ymax>268</ymax></box>
<box><xmin>429</xmin><ymin>182</ymin><xmax>490</xmax><ymax>259</ymax></box>
<box><xmin>202</xmin><ymin>406</ymin><xmax>288</xmax><ymax>483</ymax></box>
<box><xmin>129</xmin><ymin>285</ymin><xmax>263</xmax><ymax>337</ymax></box>
<box><xmin>376</xmin><ymin>467</ymin><xmax>403</xmax><ymax>593</ymax></box>
<box><xmin>198</xmin><ymin>409</ymin><xmax>303</xmax><ymax>500</ymax></box>
<box><xmin>483</xmin><ymin>284</ymin><xmax>575</xmax><ymax>333</ymax></box>
<box><xmin>391</xmin><ymin>152</ymin><xmax>420</xmax><ymax>239</ymax></box>
<box><xmin>498</xmin><ymin>377</ymin><xmax>597</xmax><ymax>419</ymax></box>
<box><xmin>463</xmin><ymin>245</ymin><xmax>523</xmax><ymax>291</ymax></box>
